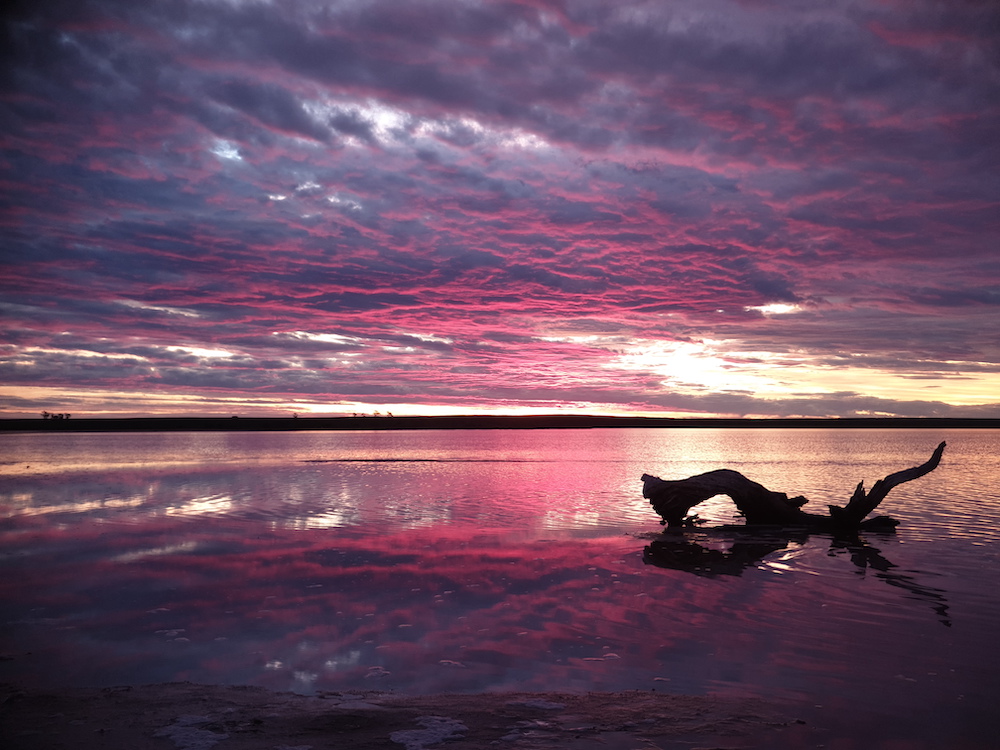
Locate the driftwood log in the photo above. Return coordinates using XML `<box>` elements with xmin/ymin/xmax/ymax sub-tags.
<box><xmin>641</xmin><ymin>441</ymin><xmax>946</xmax><ymax>531</ymax></box>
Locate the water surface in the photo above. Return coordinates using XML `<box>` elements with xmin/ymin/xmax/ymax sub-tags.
<box><xmin>1</xmin><ymin>428</ymin><xmax>998</xmax><ymax>746</ymax></box>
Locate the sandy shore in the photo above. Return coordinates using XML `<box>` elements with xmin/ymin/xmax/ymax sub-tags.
<box><xmin>0</xmin><ymin>681</ymin><xmax>816</xmax><ymax>749</ymax></box>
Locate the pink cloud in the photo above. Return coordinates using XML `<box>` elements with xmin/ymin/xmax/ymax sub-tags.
<box><xmin>1</xmin><ymin>0</ymin><xmax>998</xmax><ymax>417</ymax></box>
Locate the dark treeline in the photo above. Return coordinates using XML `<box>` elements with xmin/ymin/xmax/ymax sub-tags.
<box><xmin>2</xmin><ymin>415</ymin><xmax>999</xmax><ymax>432</ymax></box>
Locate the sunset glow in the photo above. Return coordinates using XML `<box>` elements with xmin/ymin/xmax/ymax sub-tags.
<box><xmin>2</xmin><ymin>1</ymin><xmax>998</xmax><ymax>418</ymax></box>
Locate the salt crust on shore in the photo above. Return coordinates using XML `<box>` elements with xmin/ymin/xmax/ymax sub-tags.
<box><xmin>0</xmin><ymin>681</ymin><xmax>807</xmax><ymax>749</ymax></box>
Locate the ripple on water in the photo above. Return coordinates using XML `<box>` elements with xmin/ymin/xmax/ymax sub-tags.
<box><xmin>0</xmin><ymin>428</ymin><xmax>998</xmax><ymax>745</ymax></box>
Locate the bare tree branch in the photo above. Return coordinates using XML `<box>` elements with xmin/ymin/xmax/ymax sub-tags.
<box><xmin>829</xmin><ymin>441</ymin><xmax>946</xmax><ymax>525</ymax></box>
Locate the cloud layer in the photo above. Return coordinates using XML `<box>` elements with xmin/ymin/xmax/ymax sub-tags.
<box><xmin>2</xmin><ymin>0</ymin><xmax>999</xmax><ymax>417</ymax></box>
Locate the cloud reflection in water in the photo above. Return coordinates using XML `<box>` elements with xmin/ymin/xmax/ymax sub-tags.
<box><xmin>1</xmin><ymin>428</ymin><xmax>998</xmax><ymax>745</ymax></box>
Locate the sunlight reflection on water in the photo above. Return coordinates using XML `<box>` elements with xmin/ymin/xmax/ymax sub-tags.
<box><xmin>1</xmin><ymin>428</ymin><xmax>999</xmax><ymax>745</ymax></box>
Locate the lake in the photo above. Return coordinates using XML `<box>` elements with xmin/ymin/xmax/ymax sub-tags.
<box><xmin>1</xmin><ymin>428</ymin><xmax>998</xmax><ymax>747</ymax></box>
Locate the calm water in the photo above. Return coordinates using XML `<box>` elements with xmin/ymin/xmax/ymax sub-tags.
<box><xmin>2</xmin><ymin>428</ymin><xmax>999</xmax><ymax>746</ymax></box>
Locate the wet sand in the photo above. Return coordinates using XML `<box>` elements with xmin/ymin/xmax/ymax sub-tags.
<box><xmin>1</xmin><ymin>681</ymin><xmax>815</xmax><ymax>749</ymax></box>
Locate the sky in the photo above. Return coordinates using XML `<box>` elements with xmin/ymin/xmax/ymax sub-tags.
<box><xmin>2</xmin><ymin>0</ymin><xmax>999</xmax><ymax>419</ymax></box>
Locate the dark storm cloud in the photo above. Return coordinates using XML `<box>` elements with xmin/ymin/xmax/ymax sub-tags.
<box><xmin>208</xmin><ymin>79</ymin><xmax>332</xmax><ymax>143</ymax></box>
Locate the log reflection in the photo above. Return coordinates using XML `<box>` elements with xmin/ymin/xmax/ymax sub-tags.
<box><xmin>643</xmin><ymin>529</ymin><xmax>952</xmax><ymax>627</ymax></box>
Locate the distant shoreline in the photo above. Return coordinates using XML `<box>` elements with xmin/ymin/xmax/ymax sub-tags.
<box><xmin>1</xmin><ymin>415</ymin><xmax>998</xmax><ymax>432</ymax></box>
